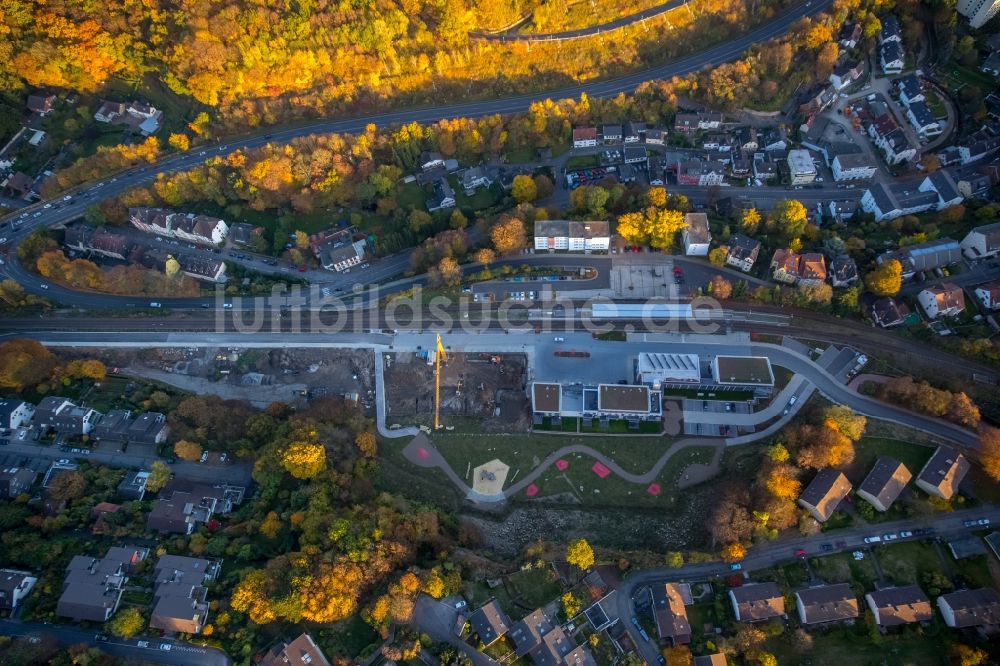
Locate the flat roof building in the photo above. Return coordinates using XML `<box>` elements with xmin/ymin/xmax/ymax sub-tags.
<box><xmin>636</xmin><ymin>353</ymin><xmax>701</xmax><ymax>387</ymax></box>
<box><xmin>711</xmin><ymin>356</ymin><xmax>774</xmax><ymax>387</ymax></box>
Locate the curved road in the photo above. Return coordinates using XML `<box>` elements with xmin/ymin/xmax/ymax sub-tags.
<box><xmin>473</xmin><ymin>0</ymin><xmax>688</xmax><ymax>42</ymax></box>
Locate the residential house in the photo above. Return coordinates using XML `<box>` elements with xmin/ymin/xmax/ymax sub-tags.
<box><xmin>937</xmin><ymin>588</ymin><xmax>1000</xmax><ymax>629</ymax></box>
<box><xmin>798</xmin><ymin>253</ymin><xmax>827</xmax><ymax>287</ymax></box>
<box><xmin>906</xmin><ymin>101</ymin><xmax>941</xmax><ymax>137</ymax></box>
<box><xmin>796</xmin><ymin>584</ymin><xmax>859</xmax><ymax>625</ymax></box>
<box><xmin>418</xmin><ymin>151</ymin><xmax>445</xmax><ymax>171</ymax></box>
<box><xmin>759</xmin><ymin>129</ymin><xmax>787</xmax><ymax>152</ymax></box>
<box><xmin>828</xmin><ymin>199</ymin><xmax>859</xmax><ymax>222</ymax></box>
<box><xmin>228</xmin><ymin>222</ymin><xmax>264</xmax><ymax>246</ymax></box>
<box><xmin>730</xmin><ymin>155</ymin><xmax>751</xmax><ymax>177</ymax></box>
<box><xmin>862</xmin><ymin>182</ymin><xmax>940</xmax><ymax>222</ymax></box>
<box><xmin>737</xmin><ymin>127</ymin><xmax>759</xmax><ymax>153</ymax></box>
<box><xmin>975</xmin><ymin>280</ymin><xmax>1000</xmax><ymax>310</ymax></box>
<box><xmin>460</xmin><ymin>167</ymin><xmax>492</xmax><ymax>195</ymax></box>
<box><xmin>0</xmin><ymin>467</ymin><xmax>37</xmax><ymax>499</ymax></box>
<box><xmin>915</xmin><ymin>447</ymin><xmax>969</xmax><ymax>499</ymax></box>
<box><xmin>786</xmin><ymin>149</ymin><xmax>817</xmax><ymax>185</ymax></box>
<box><xmin>880</xmin><ymin>42</ymin><xmax>905</xmax><ymax>74</ymax></box>
<box><xmin>682</xmin><ymin>213</ymin><xmax>711</xmax><ymax>256</ymax></box>
<box><xmin>959</xmin><ymin>135</ymin><xmax>1000</xmax><ymax>164</ymax></box>
<box><xmin>797</xmin><ymin>469</ymin><xmax>852</xmax><ymax>523</ymax></box>
<box><xmin>573</xmin><ymin>127</ymin><xmax>598</xmax><ymax>148</ymax></box>
<box><xmin>771</xmin><ymin>249</ymin><xmax>800</xmax><ymax>284</ymax></box>
<box><xmin>57</xmin><ymin>547</ymin><xmax>148</xmax><ymax>622</ymax></box>
<box><xmin>676</xmin><ymin>158</ymin><xmax>727</xmax><ymax>186</ymax></box>
<box><xmin>823</xmin><ymin>256</ymin><xmax>856</xmax><ymax>288</ymax></box>
<box><xmin>831</xmin><ymin>153</ymin><xmax>877</xmax><ymax>181</ymax></box>
<box><xmin>0</xmin><ymin>569</ymin><xmax>37</xmax><ymax>613</ymax></box>
<box><xmin>871</xmin><ymin>297</ymin><xmax>910</xmax><ymax>327</ymax></box>
<box><xmin>961</xmin><ymin>221</ymin><xmax>1000</xmax><ymax>260</ymax></box>
<box><xmin>33</xmin><ymin>397</ymin><xmax>100</xmax><ymax>436</ymax></box>
<box><xmin>150</xmin><ymin>555</ymin><xmax>217</xmax><ymax>634</ymax></box>
<box><xmin>649</xmin><ymin>160</ymin><xmax>665</xmax><ymax>185</ymax></box>
<box><xmin>618</xmin><ymin>163</ymin><xmax>636</xmax><ymax>183</ymax></box>
<box><xmin>725</xmin><ymin>234</ymin><xmax>761</xmax><ymax>272</ymax></box>
<box><xmin>27</xmin><ymin>94</ymin><xmax>56</xmax><ymax>115</ymax></box>
<box><xmin>320</xmin><ymin>239</ymin><xmax>366</xmax><ymax>272</ymax></box>
<box><xmin>917</xmin><ymin>169</ymin><xmax>963</xmax><ymax>210</ymax></box>
<box><xmin>879</xmin><ymin>15</ymin><xmax>902</xmax><ymax>44</ymax></box>
<box><xmin>838</xmin><ymin>22</ymin><xmax>862</xmax><ymax>48</ymax></box>
<box><xmin>728</xmin><ymin>582</ymin><xmax>785</xmax><ymax>622</ymax></box>
<box><xmin>877</xmin><ymin>237</ymin><xmax>962</xmax><ymax>278</ymax></box>
<box><xmin>652</xmin><ymin>583</ymin><xmax>691</xmax><ymax>645</ymax></box>
<box><xmin>624</xmin><ymin>121</ymin><xmax>645</xmax><ymax>143</ymax></box>
<box><xmin>2</xmin><ymin>172</ymin><xmax>33</xmax><ymax>199</ymax></box>
<box><xmin>260</xmin><ymin>634</ymin><xmax>332</xmax><ymax>666</ymax></box>
<box><xmin>0</xmin><ymin>399</ymin><xmax>34</xmax><ymax>430</ymax></box>
<box><xmin>871</xmin><ymin>124</ymin><xmax>917</xmax><ymax>165</ymax></box>
<box><xmin>896</xmin><ymin>74</ymin><xmax>925</xmax><ymax>106</ymax></box>
<box><xmin>92</xmin><ymin>409</ymin><xmax>131</xmax><ymax>442</ymax></box>
<box><xmin>857</xmin><ymin>457</ymin><xmax>912</xmax><ymax>512</ymax></box>
<box><xmin>645</xmin><ymin>129</ymin><xmax>666</xmax><ymax>145</ymax></box>
<box><xmin>469</xmin><ymin>599</ymin><xmax>511</xmax><ymax>646</ymax></box>
<box><xmin>830</xmin><ymin>61</ymin><xmax>863</xmax><ymax>90</ymax></box>
<box><xmin>118</xmin><ymin>470</ymin><xmax>150</xmax><ymax>501</ymax></box>
<box><xmin>94</xmin><ymin>100</ymin><xmax>126</xmax><ymax>123</ymax></box>
<box><xmin>534</xmin><ymin>220</ymin><xmax>610</xmax><ymax>252</ymax></box>
<box><xmin>956</xmin><ymin>169</ymin><xmax>992</xmax><ymax>198</ymax></box>
<box><xmin>674</xmin><ymin>113</ymin><xmax>721</xmax><ymax>133</ymax></box>
<box><xmin>90</xmin><ymin>502</ymin><xmax>121</xmax><ymax>534</ymax></box>
<box><xmin>426</xmin><ymin>178</ymin><xmax>456</xmax><ymax>212</ymax></box>
<box><xmin>956</xmin><ymin>0</ymin><xmax>1000</xmax><ymax>28</ymax></box>
<box><xmin>148</xmin><ymin>479</ymin><xmax>245</xmax><ymax>534</ymax></box>
<box><xmin>753</xmin><ymin>158</ymin><xmax>778</xmax><ymax>180</ymax></box>
<box><xmin>129</xmin><ymin>208</ymin><xmax>229</xmax><ymax>245</ymax></box>
<box><xmin>866</xmin><ymin>586</ymin><xmax>933</xmax><ymax>626</ymax></box>
<box><xmin>128</xmin><ymin>412</ymin><xmax>169</xmax><ymax>445</ymax></box>
<box><xmin>508</xmin><ymin>608</ymin><xmax>596</xmax><ymax>666</ymax></box>
<box><xmin>918</xmin><ymin>282</ymin><xmax>965</xmax><ymax>319</ymax></box>
<box><xmin>623</xmin><ymin>145</ymin><xmax>647</xmax><ymax>165</ymax></box>
<box><xmin>601</xmin><ymin>124</ymin><xmax>622</xmax><ymax>142</ymax></box>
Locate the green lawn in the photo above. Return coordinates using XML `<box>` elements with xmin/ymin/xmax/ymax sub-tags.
<box><xmin>464</xmin><ymin>580</ymin><xmax>519</xmax><ymax>619</ymax></box>
<box><xmin>845</xmin><ymin>437</ymin><xmax>936</xmax><ymax>482</ymax></box>
<box><xmin>565</xmin><ymin>154</ymin><xmax>601</xmax><ymax>169</ymax></box>
<box><xmin>875</xmin><ymin>540</ymin><xmax>949</xmax><ymax>588</ymax></box>
<box><xmin>396</xmin><ymin>182</ymin><xmax>429</xmax><ymax>210</ymax></box>
<box><xmin>450</xmin><ymin>176</ymin><xmax>502</xmax><ymax>211</ymax></box>
<box><xmin>764</xmin><ymin>623</ymin><xmax>954</xmax><ymax>666</ymax></box>
<box><xmin>809</xmin><ymin>552</ymin><xmax>877</xmax><ymax>592</ymax></box>
<box><xmin>506</xmin><ymin>567</ymin><xmax>563</xmax><ymax>608</ymax></box>
<box><xmin>944</xmin><ymin>60</ymin><xmax>998</xmax><ymax>88</ymax></box>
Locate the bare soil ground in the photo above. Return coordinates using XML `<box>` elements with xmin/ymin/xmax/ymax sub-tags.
<box><xmin>79</xmin><ymin>347</ymin><xmax>375</xmax><ymax>409</ymax></box>
<box><xmin>385</xmin><ymin>352</ymin><xmax>530</xmax><ymax>431</ymax></box>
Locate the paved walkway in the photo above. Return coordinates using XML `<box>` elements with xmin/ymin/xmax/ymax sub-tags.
<box><xmin>402</xmin><ymin>433</ymin><xmax>725</xmax><ymax>503</ymax></box>
<box><xmin>848</xmin><ymin>373</ymin><xmax>892</xmax><ymax>391</ymax></box>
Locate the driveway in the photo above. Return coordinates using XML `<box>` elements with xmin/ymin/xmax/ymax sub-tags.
<box><xmin>411</xmin><ymin>596</ymin><xmax>500</xmax><ymax>666</ymax></box>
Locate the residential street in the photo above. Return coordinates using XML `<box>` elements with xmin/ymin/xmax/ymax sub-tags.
<box><xmin>0</xmin><ymin>619</ymin><xmax>230</xmax><ymax>666</ymax></box>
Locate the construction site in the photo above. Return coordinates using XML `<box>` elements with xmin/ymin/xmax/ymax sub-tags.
<box><xmin>383</xmin><ymin>349</ymin><xmax>531</xmax><ymax>431</ymax></box>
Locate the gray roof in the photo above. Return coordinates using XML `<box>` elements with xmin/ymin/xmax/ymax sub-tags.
<box><xmin>927</xmin><ymin>170</ymin><xmax>960</xmax><ymax>202</ymax></box>
<box><xmin>895</xmin><ymin>73</ymin><xmax>922</xmax><ymax>98</ymax></box>
<box><xmin>858</xmin><ymin>457</ymin><xmax>911</xmax><ymax>510</ymax></box>
<box><xmin>469</xmin><ymin>600</ymin><xmax>511</xmax><ymax>645</ymax></box>
<box><xmin>834</xmin><ymin>152</ymin><xmax>874</xmax><ymax>169</ymax></box>
<box><xmin>908</xmin><ymin>101</ymin><xmax>936</xmax><ymax>127</ymax></box>
<box><xmin>798</xmin><ymin>469</ymin><xmax>852</xmax><ymax>521</ymax></box>
<box><xmin>880</xmin><ymin>237</ymin><xmax>962</xmax><ymax>273</ymax></box>
<box><xmin>684</xmin><ymin>213</ymin><xmax>710</xmax><ymax>244</ymax></box>
<box><xmin>970</xmin><ymin>221</ymin><xmax>1000</xmax><ymax>253</ymax></box>
<box><xmin>797</xmin><ymin>583</ymin><xmax>859</xmax><ymax>624</ymax></box>
<box><xmin>948</xmin><ymin>536</ymin><xmax>988</xmax><ymax>559</ymax></box>
<box><xmin>917</xmin><ymin>446</ymin><xmax>969</xmax><ymax>497</ymax></box>
<box><xmin>939</xmin><ymin>588</ymin><xmax>1000</xmax><ymax>627</ymax></box>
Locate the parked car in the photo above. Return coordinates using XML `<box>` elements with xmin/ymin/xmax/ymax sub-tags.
<box><xmin>882</xmin><ymin>533</ymin><xmax>899</xmax><ymax>541</ymax></box>
<box><xmin>730</xmin><ymin>563</ymin><xmax>742</xmax><ymax>571</ymax></box>
<box><xmin>200</xmin><ymin>451</ymin><xmax>209</xmax><ymax>463</ymax></box>
<box><xmin>899</xmin><ymin>530</ymin><xmax>913</xmax><ymax>538</ymax></box>
<box><xmin>963</xmin><ymin>520</ymin><xmax>977</xmax><ymax>528</ymax></box>
<box><xmin>863</xmin><ymin>536</ymin><xmax>881</xmax><ymax>544</ymax></box>
<box><xmin>820</xmin><ymin>543</ymin><xmax>833</xmax><ymax>552</ymax></box>
<box><xmin>794</xmin><ymin>548</ymin><xmax>807</xmax><ymax>556</ymax></box>
<box><xmin>978</xmin><ymin>518</ymin><xmax>991</xmax><ymax>526</ymax></box>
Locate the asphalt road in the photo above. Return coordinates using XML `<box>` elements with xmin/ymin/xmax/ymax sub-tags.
<box><xmin>0</xmin><ymin>619</ymin><xmax>230</xmax><ymax>666</ymax></box>
<box><xmin>616</xmin><ymin>504</ymin><xmax>1000</xmax><ymax>665</ymax></box>
<box><xmin>3</xmin><ymin>328</ymin><xmax>978</xmax><ymax>448</ymax></box>
<box><xmin>0</xmin><ymin>0</ymin><xmax>831</xmax><ymax>304</ymax></box>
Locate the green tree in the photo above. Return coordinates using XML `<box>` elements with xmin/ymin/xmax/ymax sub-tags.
<box><xmin>566</xmin><ymin>538</ymin><xmax>594</xmax><ymax>570</ymax></box>
<box><xmin>772</xmin><ymin>199</ymin><xmax>808</xmax><ymax>241</ymax></box>
<box><xmin>107</xmin><ymin>607</ymin><xmax>145</xmax><ymax>638</ymax></box>
<box><xmin>708</xmin><ymin>246</ymin><xmax>728</xmax><ymax>267</ymax></box>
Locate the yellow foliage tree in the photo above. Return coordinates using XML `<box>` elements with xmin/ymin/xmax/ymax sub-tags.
<box><xmin>355</xmin><ymin>432</ymin><xmax>377</xmax><ymax>458</ymax></box>
<box><xmin>865</xmin><ymin>259</ymin><xmax>902</xmax><ymax>296</ymax></box>
<box><xmin>231</xmin><ymin>570</ymin><xmax>277</xmax><ymax>624</ymax></box>
<box><xmin>473</xmin><ymin>248</ymin><xmax>496</xmax><ymax>265</ymax></box>
<box><xmin>566</xmin><ymin>538</ymin><xmax>595</xmax><ymax>570</ymax></box>
<box><xmin>720</xmin><ymin>542</ymin><xmax>746</xmax><ymax>562</ymax></box>
<box><xmin>511</xmin><ymin>174</ymin><xmax>538</xmax><ymax>202</ymax></box>
<box><xmin>165</xmin><ymin>256</ymin><xmax>181</xmax><ymax>278</ymax></box>
<box><xmin>421</xmin><ymin>569</ymin><xmax>446</xmax><ymax>599</ymax></box>
<box><xmin>764</xmin><ymin>464</ymin><xmax>801</xmax><ymax>501</ymax></box>
<box><xmin>168</xmin><ymin>133</ymin><xmax>190</xmax><ymax>152</ymax></box>
<box><xmin>281</xmin><ymin>441</ymin><xmax>327</xmax><ymax>479</ymax></box>
<box><xmin>260</xmin><ymin>511</ymin><xmax>282</xmax><ymax>539</ymax></box>
<box><xmin>979</xmin><ymin>427</ymin><xmax>1000</xmax><ymax>483</ymax></box>
<box><xmin>646</xmin><ymin>187</ymin><xmax>668</xmax><ymax>207</ymax></box>
<box><xmin>174</xmin><ymin>440</ymin><xmax>203</xmax><ymax>462</ymax></box>
<box><xmin>490</xmin><ymin>216</ymin><xmax>527</xmax><ymax>255</ymax></box>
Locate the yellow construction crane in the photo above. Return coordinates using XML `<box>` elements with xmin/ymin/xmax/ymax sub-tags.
<box><xmin>434</xmin><ymin>333</ymin><xmax>448</xmax><ymax>430</ymax></box>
